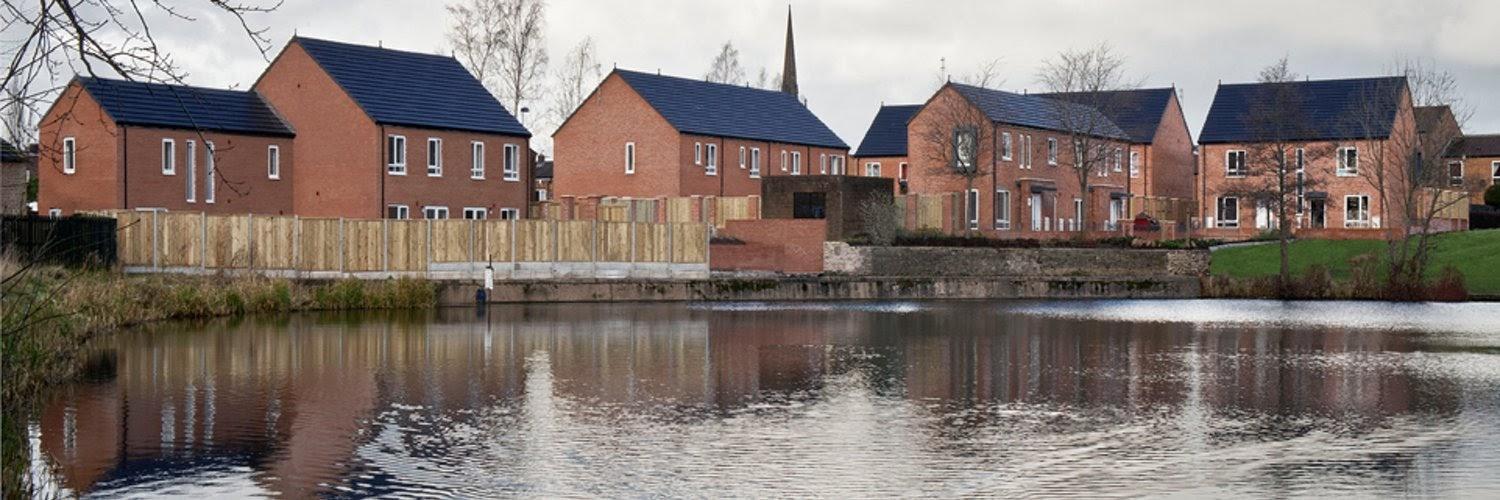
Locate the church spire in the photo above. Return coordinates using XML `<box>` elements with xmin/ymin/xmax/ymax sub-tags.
<box><xmin>781</xmin><ymin>6</ymin><xmax>799</xmax><ymax>97</ymax></box>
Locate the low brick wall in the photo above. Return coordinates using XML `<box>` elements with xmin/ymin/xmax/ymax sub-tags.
<box><xmin>824</xmin><ymin>242</ymin><xmax>1209</xmax><ymax>278</ymax></box>
<box><xmin>711</xmin><ymin>219</ymin><xmax>826</xmax><ymax>274</ymax></box>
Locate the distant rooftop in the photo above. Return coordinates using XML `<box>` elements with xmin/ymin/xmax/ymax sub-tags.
<box><xmin>853</xmin><ymin>104</ymin><xmax>921</xmax><ymax>157</ymax></box>
<box><xmin>1199</xmin><ymin>76</ymin><xmax>1407</xmax><ymax>144</ymax></box>
<box><xmin>1038</xmin><ymin>88</ymin><xmax>1177</xmax><ymax>144</ymax></box>
<box><xmin>613</xmin><ymin>69</ymin><xmax>847</xmax><ymax>150</ymax></box>
<box><xmin>75</xmin><ymin>77</ymin><xmax>293</xmax><ymax>137</ymax></box>
<box><xmin>949</xmin><ymin>83</ymin><xmax>1129</xmax><ymax>140</ymax></box>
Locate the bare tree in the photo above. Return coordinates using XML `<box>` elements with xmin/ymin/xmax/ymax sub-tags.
<box><xmin>1349</xmin><ymin>59</ymin><xmax>1476</xmax><ymax>296</ymax></box>
<box><xmin>754</xmin><ymin>67</ymin><xmax>781</xmax><ymax>91</ymax></box>
<box><xmin>3</xmin><ymin>77</ymin><xmax>29</xmax><ymax>148</ymax></box>
<box><xmin>704</xmin><ymin>41</ymin><xmax>745</xmax><ymax>85</ymax></box>
<box><xmin>548</xmin><ymin>36</ymin><xmax>602</xmax><ymax>126</ymax></box>
<box><xmin>1224</xmin><ymin>57</ymin><xmax>1333</xmax><ymax>294</ymax></box>
<box><xmin>448</xmin><ymin>0</ymin><xmax>549</xmax><ymax>117</ymax></box>
<box><xmin>915</xmin><ymin>85</ymin><xmax>992</xmax><ymax>235</ymax></box>
<box><xmin>1037</xmin><ymin>44</ymin><xmax>1135</xmax><ymax>234</ymax></box>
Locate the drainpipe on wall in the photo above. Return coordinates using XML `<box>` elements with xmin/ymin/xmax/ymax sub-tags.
<box><xmin>122</xmin><ymin>127</ymin><xmax>129</xmax><ymax>209</ymax></box>
<box><xmin>379</xmin><ymin>124</ymin><xmax>386</xmax><ymax>218</ymax></box>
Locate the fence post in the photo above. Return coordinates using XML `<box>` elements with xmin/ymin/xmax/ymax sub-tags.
<box><xmin>151</xmin><ymin>209</ymin><xmax>160</xmax><ymax>270</ymax></box>
<box><xmin>550</xmin><ymin>219</ymin><xmax>560</xmax><ymax>263</ymax></box>
<box><xmin>629</xmin><ymin>220</ymin><xmax>637</xmax><ymax>263</ymax></box>
<box><xmin>590</xmin><ymin>219</ymin><xmax>598</xmax><ymax>269</ymax></box>
<box><xmin>382</xmin><ymin>218</ymin><xmax>390</xmax><ymax>273</ymax></box>
<box><xmin>338</xmin><ymin>218</ymin><xmax>346</xmax><ymax>275</ymax></box>
<box><xmin>468</xmin><ymin>219</ymin><xmax>476</xmax><ymax>263</ymax></box>
<box><xmin>246</xmin><ymin>213</ymin><xmax>254</xmax><ymax>272</ymax></box>
<box><xmin>666</xmin><ymin>221</ymin><xmax>674</xmax><ymax>264</ymax></box>
<box><xmin>292</xmin><ymin>215</ymin><xmax>301</xmax><ymax>275</ymax></box>
<box><xmin>509</xmin><ymin>217</ymin><xmax>517</xmax><ymax>265</ymax></box>
<box><xmin>425</xmin><ymin>219</ymin><xmax>433</xmax><ymax>277</ymax></box>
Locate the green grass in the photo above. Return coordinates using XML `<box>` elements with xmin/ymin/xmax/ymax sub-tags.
<box><xmin>1210</xmin><ymin>230</ymin><xmax>1500</xmax><ymax>296</ymax></box>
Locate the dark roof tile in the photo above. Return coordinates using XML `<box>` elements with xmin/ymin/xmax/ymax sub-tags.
<box><xmin>76</xmin><ymin>77</ymin><xmax>293</xmax><ymax>137</ymax></box>
<box><xmin>949</xmin><ymin>84</ymin><xmax>1129</xmax><ymax>140</ymax></box>
<box><xmin>1454</xmin><ymin>135</ymin><xmax>1500</xmax><ymax>157</ymax></box>
<box><xmin>294</xmin><ymin>37</ymin><xmax>529</xmax><ymax>136</ymax></box>
<box><xmin>1199</xmin><ymin>77</ymin><xmax>1406</xmax><ymax>144</ymax></box>
<box><xmin>615</xmin><ymin>69</ymin><xmax>846</xmax><ymax>149</ymax></box>
<box><xmin>1037</xmin><ymin>88</ymin><xmax>1175</xmax><ymax>144</ymax></box>
<box><xmin>853</xmin><ymin>104</ymin><xmax>921</xmax><ymax>157</ymax></box>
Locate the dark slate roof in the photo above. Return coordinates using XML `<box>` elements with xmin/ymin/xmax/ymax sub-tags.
<box><xmin>853</xmin><ymin>105</ymin><xmax>921</xmax><ymax>157</ymax></box>
<box><xmin>1037</xmin><ymin>88</ymin><xmax>1175</xmax><ymax>144</ymax></box>
<box><xmin>949</xmin><ymin>83</ymin><xmax>1129</xmax><ymax>140</ymax></box>
<box><xmin>75</xmin><ymin>77</ymin><xmax>293</xmax><ymax>137</ymax></box>
<box><xmin>293</xmin><ymin>37</ymin><xmax>530</xmax><ymax>137</ymax></box>
<box><xmin>1199</xmin><ymin>77</ymin><xmax>1407</xmax><ymax>144</ymax></box>
<box><xmin>535</xmin><ymin>160</ymin><xmax>553</xmax><ymax>179</ymax></box>
<box><xmin>1453</xmin><ymin>135</ymin><xmax>1500</xmax><ymax>157</ymax></box>
<box><xmin>613</xmin><ymin>69</ymin><xmax>847</xmax><ymax>149</ymax></box>
<box><xmin>1415</xmin><ymin>105</ymin><xmax>1458</xmax><ymax>135</ymax></box>
<box><xmin>1</xmin><ymin>140</ymin><xmax>28</xmax><ymax>163</ymax></box>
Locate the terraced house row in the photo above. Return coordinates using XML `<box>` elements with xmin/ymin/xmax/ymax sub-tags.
<box><xmin>39</xmin><ymin>37</ymin><xmax>533</xmax><ymax>219</ymax></box>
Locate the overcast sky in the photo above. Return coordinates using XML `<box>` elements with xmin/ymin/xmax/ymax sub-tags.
<box><xmin>86</xmin><ymin>0</ymin><xmax>1500</xmax><ymax>150</ymax></box>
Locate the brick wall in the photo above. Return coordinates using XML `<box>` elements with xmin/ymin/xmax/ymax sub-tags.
<box><xmin>761</xmin><ymin>175</ymin><xmax>893</xmax><ymax>240</ymax></box>
<box><xmin>378</xmin><ymin>124</ymin><xmax>531</xmax><ymax>219</ymax></box>
<box><xmin>711</xmin><ymin>219</ymin><xmax>827</xmax><ymax>274</ymax></box>
<box><xmin>38</xmin><ymin>84</ymin><xmax>121</xmax><ymax>215</ymax></box>
<box><xmin>121</xmin><ymin>127</ymin><xmax>294</xmax><ymax>214</ymax></box>
<box><xmin>1144</xmin><ymin>93</ymin><xmax>1197</xmax><ymax>200</ymax></box>
<box><xmin>823</xmin><ymin>242</ymin><xmax>1209</xmax><ymax>278</ymax></box>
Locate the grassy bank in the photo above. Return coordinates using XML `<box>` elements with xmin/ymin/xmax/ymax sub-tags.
<box><xmin>2</xmin><ymin>265</ymin><xmax>437</xmax><ymax>403</ymax></box>
<box><xmin>1208</xmin><ymin>230</ymin><xmax>1500</xmax><ymax>297</ymax></box>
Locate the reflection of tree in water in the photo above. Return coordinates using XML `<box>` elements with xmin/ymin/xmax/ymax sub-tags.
<box><xmin>31</xmin><ymin>303</ymin><xmax>1480</xmax><ymax>496</ymax></box>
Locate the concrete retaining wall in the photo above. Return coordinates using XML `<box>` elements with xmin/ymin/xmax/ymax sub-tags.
<box><xmin>824</xmin><ymin>242</ymin><xmax>1209</xmax><ymax>278</ymax></box>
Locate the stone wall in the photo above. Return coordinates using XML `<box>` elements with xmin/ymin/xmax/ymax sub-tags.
<box><xmin>823</xmin><ymin>242</ymin><xmax>1209</xmax><ymax>278</ymax></box>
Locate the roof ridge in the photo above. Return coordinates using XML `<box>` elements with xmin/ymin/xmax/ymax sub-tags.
<box><xmin>293</xmin><ymin>36</ymin><xmax>454</xmax><ymax>61</ymax></box>
<box><xmin>77</xmin><ymin>75</ymin><xmax>259</xmax><ymax>96</ymax></box>
<box><xmin>615</xmin><ymin>68</ymin><xmax>801</xmax><ymax>99</ymax></box>
<box><xmin>1216</xmin><ymin>75</ymin><xmax>1406</xmax><ymax>88</ymax></box>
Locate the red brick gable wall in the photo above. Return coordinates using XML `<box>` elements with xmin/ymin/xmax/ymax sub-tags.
<box><xmin>553</xmin><ymin>73</ymin><xmax>681</xmax><ymax>198</ymax></box>
<box><xmin>254</xmin><ymin>41</ymin><xmax>382</xmax><ymax>218</ymax></box>
<box><xmin>1146</xmin><ymin>93</ymin><xmax>1196</xmax><ymax>200</ymax></box>
<box><xmin>38</xmin><ymin>83</ymin><xmax>121</xmax><ymax>215</ymax></box>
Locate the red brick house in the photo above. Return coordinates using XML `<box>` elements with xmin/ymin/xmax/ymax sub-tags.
<box><xmin>1039</xmin><ymin>88</ymin><xmax>1196</xmax><ymax>200</ymax></box>
<box><xmin>1446</xmin><ymin>135</ymin><xmax>1500</xmax><ymax>204</ymax></box>
<box><xmin>38</xmin><ymin>77</ymin><xmax>296</xmax><ymax>216</ymax></box>
<box><xmin>552</xmin><ymin>69</ymin><xmax>849</xmax><ymax>198</ymax></box>
<box><xmin>1197</xmin><ymin>77</ymin><xmax>1415</xmax><ymax>238</ymax></box>
<box><xmin>851</xmin><ymin>104</ymin><xmax>921</xmax><ymax>194</ymax></box>
<box><xmin>254</xmin><ymin>37</ymin><xmax>532</xmax><ymax>220</ymax></box>
<box><xmin>905</xmin><ymin>83</ymin><xmax>1135</xmax><ymax>236</ymax></box>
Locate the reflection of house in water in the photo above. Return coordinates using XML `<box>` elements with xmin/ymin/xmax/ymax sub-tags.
<box><xmin>37</xmin><ymin>305</ymin><xmax>1456</xmax><ymax>495</ymax></box>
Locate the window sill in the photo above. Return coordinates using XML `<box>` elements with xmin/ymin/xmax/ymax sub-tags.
<box><xmin>428</xmin><ymin>172</ymin><xmax>442</xmax><ymax>178</ymax></box>
<box><xmin>163</xmin><ymin>171</ymin><xmax>176</xmax><ymax>176</ymax></box>
<box><xmin>1336</xmin><ymin>172</ymin><xmax>1359</xmax><ymax>177</ymax></box>
<box><xmin>269</xmin><ymin>176</ymin><xmax>281</xmax><ymax>181</ymax></box>
<box><xmin>388</xmin><ymin>170</ymin><xmax>408</xmax><ymax>176</ymax></box>
<box><xmin>471</xmin><ymin>176</ymin><xmax>486</xmax><ymax>181</ymax></box>
<box><xmin>502</xmin><ymin>176</ymin><xmax>520</xmax><ymax>182</ymax></box>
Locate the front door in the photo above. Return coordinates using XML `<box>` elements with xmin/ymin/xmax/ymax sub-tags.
<box><xmin>1309</xmin><ymin>200</ymin><xmax>1327</xmax><ymax>229</ymax></box>
<box><xmin>1109</xmin><ymin>199</ymin><xmax>1124</xmax><ymax>230</ymax></box>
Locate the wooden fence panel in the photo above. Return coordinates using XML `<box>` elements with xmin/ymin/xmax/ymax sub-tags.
<box><xmin>116</xmin><ymin>211</ymin><xmax>153</xmax><ymax>266</ymax></box>
<box><xmin>916</xmin><ymin>195</ymin><xmax>946</xmax><ymax>230</ymax></box>
<box><xmin>343</xmin><ymin>220</ymin><xmax>384</xmax><ymax>272</ymax></box>
<box><xmin>557</xmin><ymin>221</ymin><xmax>593</xmax><ymax>262</ymax></box>
<box><xmin>158</xmin><ymin>213</ymin><xmax>203</xmax><ymax>267</ymax></box>
<box><xmin>672</xmin><ymin>223</ymin><xmax>708</xmax><ymax>263</ymax></box>
<box><xmin>251</xmin><ymin>216</ymin><xmax>296</xmax><ymax>269</ymax></box>
<box><xmin>298</xmin><ymin>218</ymin><xmax>342</xmax><ymax>271</ymax></box>
<box><xmin>479</xmin><ymin>220</ymin><xmax>513</xmax><ymax>262</ymax></box>
<box><xmin>666</xmin><ymin>197</ymin><xmax>695</xmax><ymax>223</ymax></box>
<box><xmin>635</xmin><ymin>223</ymin><xmax>669</xmax><ymax>263</ymax></box>
<box><xmin>205</xmin><ymin>215</ymin><xmax>250</xmax><ymax>269</ymax></box>
<box><xmin>715</xmin><ymin>197</ymin><xmax>753</xmax><ymax>227</ymax></box>
<box><xmin>430</xmin><ymin>220</ymin><xmax>474</xmax><ymax>263</ymax></box>
<box><xmin>517</xmin><ymin>220</ymin><xmax>554</xmax><ymax>262</ymax></box>
<box><xmin>598</xmin><ymin>222</ymin><xmax>632</xmax><ymax>262</ymax></box>
<box><xmin>387</xmin><ymin>220</ymin><xmax>427</xmax><ymax>272</ymax></box>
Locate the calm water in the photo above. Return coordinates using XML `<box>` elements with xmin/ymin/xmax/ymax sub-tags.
<box><xmin>29</xmin><ymin>300</ymin><xmax>1500</xmax><ymax>498</ymax></box>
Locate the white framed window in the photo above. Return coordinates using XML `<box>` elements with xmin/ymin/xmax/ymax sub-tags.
<box><xmin>503</xmin><ymin>143</ymin><xmax>520</xmax><ymax>181</ymax></box>
<box><xmin>1113</xmin><ymin>148</ymin><xmax>1123</xmax><ymax>172</ymax></box>
<box><xmin>750</xmin><ymin>148</ymin><xmax>761</xmax><ymax>178</ymax></box>
<box><xmin>1002</xmin><ymin>132</ymin><xmax>1013</xmax><ymax>161</ymax></box>
<box><xmin>48</xmin><ymin>208</ymin><xmax>61</xmax><ymax>218</ymax></box>
<box><xmin>185</xmin><ymin>140</ymin><xmax>197</xmax><ymax>202</ymax></box>
<box><xmin>267</xmin><ymin>145</ymin><xmax>281</xmax><ymax>180</ymax></box>
<box><xmin>471</xmin><ymin>141</ymin><xmax>487</xmax><ymax>179</ymax></box>
<box><xmin>1492</xmin><ymin>161</ymin><xmax>1500</xmax><ymax>184</ymax></box>
<box><xmin>966</xmin><ymin>189</ymin><xmax>980</xmax><ymax>230</ymax></box>
<box><xmin>1337</xmin><ymin>146</ymin><xmax>1359</xmax><ymax>176</ymax></box>
<box><xmin>1215</xmin><ymin>197</ymin><xmax>1239</xmax><ymax>228</ymax></box>
<box><xmin>832</xmin><ymin>155</ymin><xmax>845</xmax><ymax>175</ymax></box>
<box><xmin>423</xmin><ymin>205</ymin><xmax>450</xmax><ymax>220</ymax></box>
<box><xmin>624</xmin><ymin>142</ymin><xmax>635</xmax><ymax>174</ymax></box>
<box><xmin>387</xmin><ymin>135</ymin><xmax>407</xmax><ymax>174</ymax></box>
<box><xmin>1073</xmin><ymin>198</ymin><xmax>1084</xmax><ymax>231</ymax></box>
<box><xmin>865</xmin><ymin>162</ymin><xmax>881</xmax><ymax>177</ymax></box>
<box><xmin>694</xmin><ymin>142</ymin><xmax>702</xmax><ymax>165</ymax></box>
<box><xmin>204</xmin><ymin>141</ymin><xmax>216</xmax><ymax>203</ymax></box>
<box><xmin>463</xmin><ymin>207</ymin><xmax>488</xmax><ymax>220</ymax></box>
<box><xmin>1226</xmin><ymin>150</ymin><xmax>1248</xmax><ymax>177</ymax></box>
<box><xmin>498</xmin><ymin>208</ymin><xmax>520</xmax><ymax>220</ymax></box>
<box><xmin>739</xmin><ymin>146</ymin><xmax>746</xmax><ymax>169</ymax></box>
<box><xmin>820</xmin><ymin>154</ymin><xmax>829</xmax><ymax>174</ymax></box>
<box><xmin>1449</xmin><ymin>161</ymin><xmax>1465</xmax><ymax>187</ymax></box>
<box><xmin>386</xmin><ymin>204</ymin><xmax>409</xmax><ymax>219</ymax></box>
<box><xmin>899</xmin><ymin>162</ymin><xmax>909</xmax><ymax>181</ymax></box>
<box><xmin>62</xmin><ymin>137</ymin><xmax>76</xmax><ymax>174</ymax></box>
<box><xmin>705</xmin><ymin>143</ymin><xmax>717</xmax><ymax>175</ymax></box>
<box><xmin>1023</xmin><ymin>135</ymin><xmax>1034</xmax><ymax>168</ymax></box>
<box><xmin>1047</xmin><ymin>138</ymin><xmax>1059</xmax><ymax>166</ymax></box>
<box><xmin>1344</xmin><ymin>195</ymin><xmax>1370</xmax><ymax>228</ymax></box>
<box><xmin>792</xmin><ymin>151</ymin><xmax>802</xmax><ymax>175</ymax></box>
<box><xmin>1296</xmin><ymin>148</ymin><xmax>1307</xmax><ymax>213</ymax></box>
<box><xmin>161</xmin><ymin>139</ymin><xmax>176</xmax><ymax>175</ymax></box>
<box><xmin>1129</xmin><ymin>151</ymin><xmax>1140</xmax><ymax>177</ymax></box>
<box><xmin>781</xmin><ymin>150</ymin><xmax>789</xmax><ymax>172</ymax></box>
<box><xmin>427</xmin><ymin>138</ymin><xmax>443</xmax><ymax>176</ymax></box>
<box><xmin>994</xmin><ymin>189</ymin><xmax>1011</xmax><ymax>230</ymax></box>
